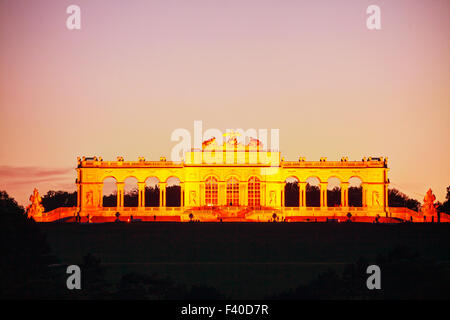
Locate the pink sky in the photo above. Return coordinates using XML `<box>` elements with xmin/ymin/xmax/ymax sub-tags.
<box><xmin>0</xmin><ymin>0</ymin><xmax>449</xmax><ymax>205</ymax></box>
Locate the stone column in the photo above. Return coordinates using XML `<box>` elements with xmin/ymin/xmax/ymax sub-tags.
<box><xmin>76</xmin><ymin>169</ymin><xmax>82</xmax><ymax>210</ymax></box>
<box><xmin>239</xmin><ymin>182</ymin><xmax>244</xmax><ymax>206</ymax></box>
<box><xmin>116</xmin><ymin>182</ymin><xmax>125</xmax><ymax>208</ymax></box>
<box><xmin>94</xmin><ymin>182</ymin><xmax>103</xmax><ymax>208</ymax></box>
<box><xmin>261</xmin><ymin>182</ymin><xmax>266</xmax><ymax>207</ymax></box>
<box><xmin>341</xmin><ymin>182</ymin><xmax>349</xmax><ymax>207</ymax></box>
<box><xmin>243</xmin><ymin>183</ymin><xmax>248</xmax><ymax>206</ymax></box>
<box><xmin>98</xmin><ymin>185</ymin><xmax>102</xmax><ymax>208</ymax></box>
<box><xmin>299</xmin><ymin>182</ymin><xmax>306</xmax><ymax>207</ymax></box>
<box><xmin>98</xmin><ymin>183</ymin><xmax>103</xmax><ymax>208</ymax></box>
<box><xmin>219</xmin><ymin>181</ymin><xmax>226</xmax><ymax>206</ymax></box>
<box><xmin>180</xmin><ymin>182</ymin><xmax>185</xmax><ymax>208</ymax></box>
<box><xmin>200</xmin><ymin>183</ymin><xmax>204</xmax><ymax>206</ymax></box>
<box><xmin>320</xmin><ymin>182</ymin><xmax>328</xmax><ymax>208</ymax></box>
<box><xmin>384</xmin><ymin>174</ymin><xmax>389</xmax><ymax>211</ymax></box>
<box><xmin>362</xmin><ymin>182</ymin><xmax>367</xmax><ymax>207</ymax></box>
<box><xmin>159</xmin><ymin>182</ymin><xmax>166</xmax><ymax>207</ymax></box>
<box><xmin>77</xmin><ymin>182</ymin><xmax>82</xmax><ymax>209</ymax></box>
<box><xmin>138</xmin><ymin>182</ymin><xmax>145</xmax><ymax>208</ymax></box>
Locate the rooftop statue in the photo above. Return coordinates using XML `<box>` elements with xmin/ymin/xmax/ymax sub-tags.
<box><xmin>202</xmin><ymin>137</ymin><xmax>217</xmax><ymax>148</ymax></box>
<box><xmin>202</xmin><ymin>133</ymin><xmax>263</xmax><ymax>149</ymax></box>
<box><xmin>26</xmin><ymin>188</ymin><xmax>45</xmax><ymax>218</ymax></box>
<box><xmin>223</xmin><ymin>131</ymin><xmax>241</xmax><ymax>146</ymax></box>
<box><xmin>248</xmin><ymin>137</ymin><xmax>263</xmax><ymax>148</ymax></box>
<box><xmin>422</xmin><ymin>188</ymin><xmax>437</xmax><ymax>218</ymax></box>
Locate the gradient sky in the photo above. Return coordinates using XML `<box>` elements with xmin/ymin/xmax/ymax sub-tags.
<box><xmin>0</xmin><ymin>0</ymin><xmax>449</xmax><ymax>205</ymax></box>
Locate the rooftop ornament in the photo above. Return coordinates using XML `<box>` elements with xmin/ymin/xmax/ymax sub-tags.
<box><xmin>422</xmin><ymin>188</ymin><xmax>438</xmax><ymax>219</ymax></box>
<box><xmin>26</xmin><ymin>188</ymin><xmax>44</xmax><ymax>219</ymax></box>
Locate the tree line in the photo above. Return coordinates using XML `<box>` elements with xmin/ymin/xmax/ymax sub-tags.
<box><xmin>37</xmin><ymin>185</ymin><xmax>450</xmax><ymax>214</ymax></box>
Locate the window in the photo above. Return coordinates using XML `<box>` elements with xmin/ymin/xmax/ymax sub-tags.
<box><xmin>248</xmin><ymin>177</ymin><xmax>260</xmax><ymax>206</ymax></box>
<box><xmin>227</xmin><ymin>177</ymin><xmax>239</xmax><ymax>206</ymax></box>
<box><xmin>205</xmin><ymin>176</ymin><xmax>218</xmax><ymax>206</ymax></box>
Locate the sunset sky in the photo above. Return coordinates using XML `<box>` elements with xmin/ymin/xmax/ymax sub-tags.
<box><xmin>0</xmin><ymin>0</ymin><xmax>449</xmax><ymax>205</ymax></box>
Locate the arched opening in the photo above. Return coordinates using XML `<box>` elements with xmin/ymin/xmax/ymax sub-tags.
<box><xmin>205</xmin><ymin>176</ymin><xmax>218</xmax><ymax>206</ymax></box>
<box><xmin>348</xmin><ymin>177</ymin><xmax>363</xmax><ymax>207</ymax></box>
<box><xmin>145</xmin><ymin>177</ymin><xmax>160</xmax><ymax>207</ymax></box>
<box><xmin>226</xmin><ymin>177</ymin><xmax>239</xmax><ymax>206</ymax></box>
<box><xmin>306</xmin><ymin>177</ymin><xmax>320</xmax><ymax>207</ymax></box>
<box><xmin>102</xmin><ymin>177</ymin><xmax>117</xmax><ymax>207</ymax></box>
<box><xmin>284</xmin><ymin>177</ymin><xmax>299</xmax><ymax>207</ymax></box>
<box><xmin>248</xmin><ymin>176</ymin><xmax>261</xmax><ymax>207</ymax></box>
<box><xmin>124</xmin><ymin>177</ymin><xmax>138</xmax><ymax>207</ymax></box>
<box><xmin>166</xmin><ymin>177</ymin><xmax>181</xmax><ymax>207</ymax></box>
<box><xmin>327</xmin><ymin>177</ymin><xmax>341</xmax><ymax>207</ymax></box>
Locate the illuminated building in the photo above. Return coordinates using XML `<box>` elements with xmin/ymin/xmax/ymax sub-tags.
<box><xmin>66</xmin><ymin>135</ymin><xmax>395</xmax><ymax>222</ymax></box>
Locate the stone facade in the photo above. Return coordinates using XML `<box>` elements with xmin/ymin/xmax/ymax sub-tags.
<box><xmin>75</xmin><ymin>141</ymin><xmax>390</xmax><ymax>221</ymax></box>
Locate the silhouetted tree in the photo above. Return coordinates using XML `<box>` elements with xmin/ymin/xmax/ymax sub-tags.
<box><xmin>145</xmin><ymin>186</ymin><xmax>160</xmax><ymax>207</ymax></box>
<box><xmin>348</xmin><ymin>186</ymin><xmax>362</xmax><ymax>207</ymax></box>
<box><xmin>166</xmin><ymin>185</ymin><xmax>181</xmax><ymax>207</ymax></box>
<box><xmin>388</xmin><ymin>188</ymin><xmax>420</xmax><ymax>211</ymax></box>
<box><xmin>267</xmin><ymin>246</ymin><xmax>450</xmax><ymax>299</ymax></box>
<box><xmin>306</xmin><ymin>184</ymin><xmax>320</xmax><ymax>207</ymax></box>
<box><xmin>41</xmin><ymin>190</ymin><xmax>77</xmax><ymax>212</ymax></box>
<box><xmin>124</xmin><ymin>188</ymin><xmax>138</xmax><ymax>207</ymax></box>
<box><xmin>77</xmin><ymin>253</ymin><xmax>112</xmax><ymax>299</ymax></box>
<box><xmin>103</xmin><ymin>191</ymin><xmax>117</xmax><ymax>207</ymax></box>
<box><xmin>0</xmin><ymin>191</ymin><xmax>60</xmax><ymax>298</ymax></box>
<box><xmin>437</xmin><ymin>186</ymin><xmax>450</xmax><ymax>214</ymax></box>
<box><xmin>284</xmin><ymin>182</ymin><xmax>299</xmax><ymax>207</ymax></box>
<box><xmin>116</xmin><ymin>272</ymin><xmax>179</xmax><ymax>299</ymax></box>
<box><xmin>327</xmin><ymin>187</ymin><xmax>341</xmax><ymax>207</ymax></box>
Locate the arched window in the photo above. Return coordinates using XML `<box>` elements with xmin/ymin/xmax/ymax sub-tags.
<box><xmin>227</xmin><ymin>177</ymin><xmax>239</xmax><ymax>206</ymax></box>
<box><xmin>145</xmin><ymin>177</ymin><xmax>160</xmax><ymax>207</ymax></box>
<box><xmin>248</xmin><ymin>177</ymin><xmax>260</xmax><ymax>207</ymax></box>
<box><xmin>284</xmin><ymin>177</ymin><xmax>299</xmax><ymax>207</ymax></box>
<box><xmin>166</xmin><ymin>177</ymin><xmax>181</xmax><ymax>207</ymax></box>
<box><xmin>327</xmin><ymin>177</ymin><xmax>341</xmax><ymax>207</ymax></box>
<box><xmin>102</xmin><ymin>177</ymin><xmax>117</xmax><ymax>207</ymax></box>
<box><xmin>348</xmin><ymin>177</ymin><xmax>363</xmax><ymax>207</ymax></box>
<box><xmin>124</xmin><ymin>177</ymin><xmax>138</xmax><ymax>207</ymax></box>
<box><xmin>205</xmin><ymin>176</ymin><xmax>218</xmax><ymax>206</ymax></box>
<box><xmin>306</xmin><ymin>177</ymin><xmax>320</xmax><ymax>207</ymax></box>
